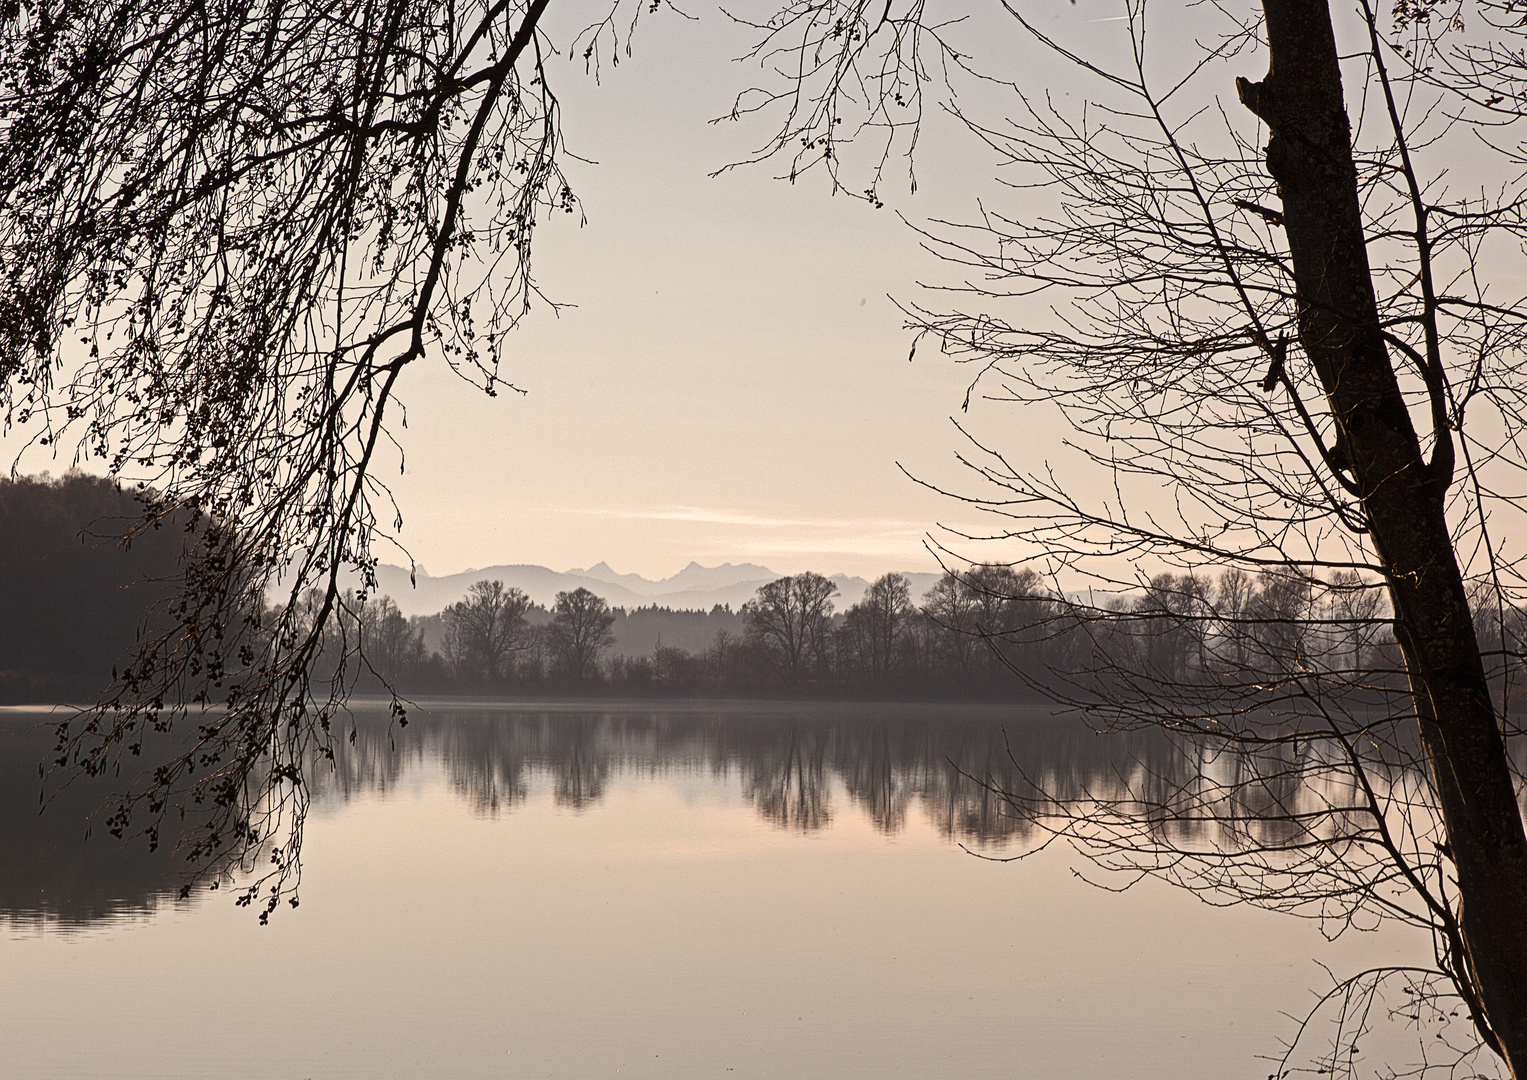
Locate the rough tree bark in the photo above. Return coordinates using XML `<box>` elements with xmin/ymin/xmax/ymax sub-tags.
<box><xmin>1237</xmin><ymin>0</ymin><xmax>1527</xmax><ymax>1069</ymax></box>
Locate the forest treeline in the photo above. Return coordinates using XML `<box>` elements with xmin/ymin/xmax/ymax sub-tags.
<box><xmin>317</xmin><ymin>565</ymin><xmax>1446</xmax><ymax>699</ymax></box>
<box><xmin>9</xmin><ymin>473</ymin><xmax>1517</xmax><ymax>703</ymax></box>
<box><xmin>0</xmin><ymin>474</ymin><xmax>186</xmax><ymax>703</ymax></box>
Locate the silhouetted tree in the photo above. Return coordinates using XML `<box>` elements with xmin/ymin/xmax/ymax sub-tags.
<box><xmin>313</xmin><ymin>590</ymin><xmax>428</xmax><ymax>689</ymax></box>
<box><xmin>921</xmin><ymin>572</ymin><xmax>980</xmax><ymax>675</ymax></box>
<box><xmin>1325</xmin><ymin>571</ymin><xmax>1386</xmax><ymax>678</ymax></box>
<box><xmin>765</xmin><ymin>0</ymin><xmax>1527</xmax><ymax>1070</ymax></box>
<box><xmin>518</xmin><ymin>623</ymin><xmax>553</xmax><ymax>684</ymax></box>
<box><xmin>1130</xmin><ymin>573</ymin><xmax>1210</xmax><ymax>682</ymax></box>
<box><xmin>0</xmin><ymin>0</ymin><xmax>1028</xmax><ymax>919</ymax></box>
<box><xmin>651</xmin><ymin>637</ymin><xmax>698</xmax><ymax>689</ymax></box>
<box><xmin>442</xmin><ymin>580</ymin><xmax>530</xmax><ymax>684</ymax></box>
<box><xmin>742</xmin><ymin>572</ymin><xmax>838</xmax><ymax>687</ymax></box>
<box><xmin>843</xmin><ymin>572</ymin><xmax>913</xmax><ymax>681</ymax></box>
<box><xmin>357</xmin><ymin>597</ymin><xmax>424</xmax><ymax>684</ymax></box>
<box><xmin>548</xmin><ymin>588</ymin><xmax>616</xmax><ymax>684</ymax></box>
<box><xmin>13</xmin><ymin>7</ymin><xmax>1527</xmax><ymax>1071</ymax></box>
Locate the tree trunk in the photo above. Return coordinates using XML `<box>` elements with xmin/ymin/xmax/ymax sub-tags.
<box><xmin>1237</xmin><ymin>0</ymin><xmax>1527</xmax><ymax>1070</ymax></box>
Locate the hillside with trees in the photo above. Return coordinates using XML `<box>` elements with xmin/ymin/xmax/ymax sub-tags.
<box><xmin>0</xmin><ymin>474</ymin><xmax>185</xmax><ymax>704</ymax></box>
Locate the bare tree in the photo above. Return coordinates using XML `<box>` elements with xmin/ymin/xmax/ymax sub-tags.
<box><xmin>7</xmin><ymin>5</ymin><xmax>1526</xmax><ymax>1072</ymax></box>
<box><xmin>732</xmin><ymin>0</ymin><xmax>1527</xmax><ymax>1073</ymax></box>
<box><xmin>742</xmin><ymin>572</ymin><xmax>838</xmax><ymax>687</ymax></box>
<box><xmin>359</xmin><ymin>595</ymin><xmax>425</xmax><ymax>684</ymax></box>
<box><xmin>843</xmin><ymin>572</ymin><xmax>913</xmax><ymax>680</ymax></box>
<box><xmin>441</xmin><ymin>580</ymin><xmax>531</xmax><ymax>684</ymax></box>
<box><xmin>0</xmin><ymin>0</ymin><xmax>592</xmax><ymax>919</ymax></box>
<box><xmin>547</xmin><ymin>587</ymin><xmax>616</xmax><ymax>684</ymax></box>
<box><xmin>1326</xmin><ymin>570</ymin><xmax>1386</xmax><ymax>677</ymax></box>
<box><xmin>519</xmin><ymin>622</ymin><xmax>554</xmax><ymax>683</ymax></box>
<box><xmin>921</xmin><ymin>572</ymin><xmax>980</xmax><ymax>674</ymax></box>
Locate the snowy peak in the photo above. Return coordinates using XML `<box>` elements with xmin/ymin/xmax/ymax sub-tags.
<box><xmin>659</xmin><ymin>561</ymin><xmax>777</xmax><ymax>593</ymax></box>
<box><xmin>562</xmin><ymin>560</ymin><xmax>780</xmax><ymax>597</ymax></box>
<box><xmin>569</xmin><ymin>561</ymin><xmax>659</xmax><ymax>594</ymax></box>
<box><xmin>370</xmin><ymin>561</ymin><xmax>943</xmax><ymax>617</ymax></box>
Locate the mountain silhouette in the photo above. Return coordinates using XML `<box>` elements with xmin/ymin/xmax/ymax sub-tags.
<box><xmin>565</xmin><ymin>560</ymin><xmax>776</xmax><ymax>597</ymax></box>
<box><xmin>371</xmin><ymin>562</ymin><xmax>942</xmax><ymax>616</ymax></box>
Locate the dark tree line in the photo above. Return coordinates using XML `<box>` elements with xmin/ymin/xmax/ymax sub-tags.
<box><xmin>0</xmin><ymin>475</ymin><xmax>1463</xmax><ymax>710</ymax></box>
<box><xmin>299</xmin><ymin>582</ymin><xmax>617</xmax><ymax>692</ymax></box>
<box><xmin>861</xmin><ymin>0</ymin><xmax>1527</xmax><ymax>1065</ymax></box>
<box><xmin>283</xmin><ymin>563</ymin><xmax>1434</xmax><ymax>702</ymax></box>
<box><xmin>0</xmin><ymin>474</ymin><xmax>185</xmax><ymax>703</ymax></box>
<box><xmin>0</xmin><ymin>479</ymin><xmax>1105</xmax><ymax>702</ymax></box>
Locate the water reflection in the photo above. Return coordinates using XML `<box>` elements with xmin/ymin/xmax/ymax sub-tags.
<box><xmin>0</xmin><ymin>718</ymin><xmax>192</xmax><ymax>928</ymax></box>
<box><xmin>0</xmin><ymin>700</ymin><xmax>1175</xmax><ymax>928</ymax></box>
<box><xmin>322</xmin><ymin>701</ymin><xmax>1180</xmax><ymax>846</ymax></box>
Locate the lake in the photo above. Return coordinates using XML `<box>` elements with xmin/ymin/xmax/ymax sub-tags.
<box><xmin>1</xmin><ymin>700</ymin><xmax>1422</xmax><ymax>1079</ymax></box>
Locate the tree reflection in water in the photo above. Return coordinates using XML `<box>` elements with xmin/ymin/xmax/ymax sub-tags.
<box><xmin>297</xmin><ymin>702</ymin><xmax>1187</xmax><ymax>849</ymax></box>
<box><xmin>12</xmin><ymin>700</ymin><xmax>1495</xmax><ymax>933</ymax></box>
<box><xmin>313</xmin><ymin>702</ymin><xmax>1178</xmax><ymax>843</ymax></box>
<box><xmin>0</xmin><ymin>702</ymin><xmax>1123</xmax><ymax>926</ymax></box>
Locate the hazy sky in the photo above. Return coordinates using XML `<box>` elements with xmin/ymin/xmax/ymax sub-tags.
<box><xmin>379</xmin><ymin>4</ymin><xmax>1040</xmax><ymax>580</ymax></box>
<box><xmin>3</xmin><ymin>4</ymin><xmax>1238</xmax><ymax>581</ymax></box>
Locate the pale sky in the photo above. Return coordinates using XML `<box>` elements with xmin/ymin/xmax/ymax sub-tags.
<box><xmin>380</xmin><ymin>4</ymin><xmax>1042</xmax><ymax>580</ymax></box>
<box><xmin>14</xmin><ymin>1</ymin><xmax>1070</xmax><ymax>581</ymax></box>
<box><xmin>15</xmin><ymin>2</ymin><xmax>1457</xmax><ymax>584</ymax></box>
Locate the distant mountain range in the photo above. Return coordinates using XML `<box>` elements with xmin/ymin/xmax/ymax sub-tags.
<box><xmin>372</xmin><ymin>560</ymin><xmax>943</xmax><ymax>617</ymax></box>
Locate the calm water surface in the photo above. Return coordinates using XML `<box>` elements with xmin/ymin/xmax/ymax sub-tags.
<box><xmin>1</xmin><ymin>700</ymin><xmax>1418</xmax><ymax>1079</ymax></box>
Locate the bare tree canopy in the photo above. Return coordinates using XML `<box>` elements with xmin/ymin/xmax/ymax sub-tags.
<box><xmin>679</xmin><ymin>0</ymin><xmax>1527</xmax><ymax>1072</ymax></box>
<box><xmin>5</xmin><ymin>0</ymin><xmax>1527</xmax><ymax>1074</ymax></box>
<box><xmin>742</xmin><ymin>571</ymin><xmax>838</xmax><ymax>685</ymax></box>
<box><xmin>757</xmin><ymin>0</ymin><xmax>1527</xmax><ymax>1073</ymax></box>
<box><xmin>442</xmin><ymin>579</ymin><xmax>530</xmax><ymax>683</ymax></box>
<box><xmin>548</xmin><ymin>586</ymin><xmax>615</xmax><ymax>682</ymax></box>
<box><xmin>0</xmin><ymin>0</ymin><xmax>587</xmax><ymax>919</ymax></box>
<box><xmin>841</xmin><ymin>572</ymin><xmax>912</xmax><ymax>679</ymax></box>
